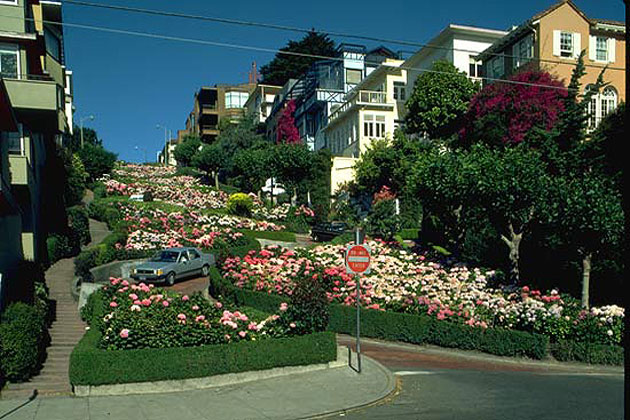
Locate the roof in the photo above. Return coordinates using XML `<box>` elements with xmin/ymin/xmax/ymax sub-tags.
<box><xmin>590</xmin><ymin>18</ymin><xmax>625</xmax><ymax>27</ymax></box>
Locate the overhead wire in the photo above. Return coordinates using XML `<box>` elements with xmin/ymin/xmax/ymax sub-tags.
<box><xmin>62</xmin><ymin>0</ymin><xmax>626</xmax><ymax>72</ymax></box>
<box><xmin>2</xmin><ymin>13</ymin><xmax>586</xmax><ymax>92</ymax></box>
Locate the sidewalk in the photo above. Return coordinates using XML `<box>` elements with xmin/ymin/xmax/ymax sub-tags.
<box><xmin>0</xmin><ymin>354</ymin><xmax>395</xmax><ymax>420</ymax></box>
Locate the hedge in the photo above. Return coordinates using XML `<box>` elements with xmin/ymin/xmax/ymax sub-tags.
<box><xmin>398</xmin><ymin>228</ymin><xmax>420</xmax><ymax>241</ymax></box>
<box><xmin>70</xmin><ymin>301</ymin><xmax>336</xmax><ymax>386</ymax></box>
<box><xmin>240</xmin><ymin>230</ymin><xmax>297</xmax><ymax>243</ymax></box>
<box><xmin>549</xmin><ymin>340</ymin><xmax>624</xmax><ymax>366</ymax></box>
<box><xmin>68</xmin><ymin>205</ymin><xmax>92</xmax><ymax>246</ymax></box>
<box><xmin>209</xmin><ymin>268</ymin><xmax>620</xmax><ymax>364</ymax></box>
<box><xmin>0</xmin><ymin>302</ymin><xmax>49</xmax><ymax>383</ymax></box>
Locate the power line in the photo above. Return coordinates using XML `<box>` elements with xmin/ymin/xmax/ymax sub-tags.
<box><xmin>63</xmin><ymin>0</ymin><xmax>626</xmax><ymax>72</ymax></box>
<box><xmin>2</xmin><ymin>14</ymin><xmax>582</xmax><ymax>92</ymax></box>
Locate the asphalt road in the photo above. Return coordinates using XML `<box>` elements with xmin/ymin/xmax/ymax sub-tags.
<box><xmin>333</xmin><ymin>336</ymin><xmax>625</xmax><ymax>420</ymax></box>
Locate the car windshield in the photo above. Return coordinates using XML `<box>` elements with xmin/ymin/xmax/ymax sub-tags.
<box><xmin>151</xmin><ymin>251</ymin><xmax>180</xmax><ymax>262</ymax></box>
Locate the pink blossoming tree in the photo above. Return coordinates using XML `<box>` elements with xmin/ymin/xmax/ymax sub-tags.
<box><xmin>276</xmin><ymin>99</ymin><xmax>301</xmax><ymax>144</ymax></box>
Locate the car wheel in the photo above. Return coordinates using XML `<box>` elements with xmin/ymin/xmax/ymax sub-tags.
<box><xmin>201</xmin><ymin>264</ymin><xmax>209</xmax><ymax>276</ymax></box>
<box><xmin>166</xmin><ymin>272</ymin><xmax>176</xmax><ymax>286</ymax></box>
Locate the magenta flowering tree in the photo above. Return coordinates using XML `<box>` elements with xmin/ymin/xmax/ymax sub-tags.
<box><xmin>276</xmin><ymin>99</ymin><xmax>301</xmax><ymax>144</ymax></box>
<box><xmin>460</xmin><ymin>71</ymin><xmax>567</xmax><ymax>147</ymax></box>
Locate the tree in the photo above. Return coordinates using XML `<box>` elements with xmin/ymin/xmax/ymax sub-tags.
<box><xmin>232</xmin><ymin>146</ymin><xmax>273</xmax><ymax>194</ymax></box>
<box><xmin>260</xmin><ymin>31</ymin><xmax>336</xmax><ymax>86</ymax></box>
<box><xmin>215</xmin><ymin>116</ymin><xmax>266</xmax><ymax>174</ymax></box>
<box><xmin>460</xmin><ymin>71</ymin><xmax>567</xmax><ymax>147</ymax></box>
<box><xmin>78</xmin><ymin>144</ymin><xmax>117</xmax><ymax>183</ymax></box>
<box><xmin>269</xmin><ymin>144</ymin><xmax>312</xmax><ymax>204</ymax></box>
<box><xmin>68</xmin><ymin>126</ymin><xmax>101</xmax><ymax>153</ymax></box>
<box><xmin>465</xmin><ymin>145</ymin><xmax>551</xmax><ymax>285</ymax></box>
<box><xmin>192</xmin><ymin>143</ymin><xmax>225</xmax><ymax>189</ymax></box>
<box><xmin>63</xmin><ymin>152</ymin><xmax>88</xmax><ymax>206</ymax></box>
<box><xmin>276</xmin><ymin>99</ymin><xmax>300</xmax><ymax>144</ymax></box>
<box><xmin>405</xmin><ymin>61</ymin><xmax>478</xmax><ymax>139</ymax></box>
<box><xmin>549</xmin><ymin>174</ymin><xmax>623</xmax><ymax>308</ymax></box>
<box><xmin>173</xmin><ymin>135</ymin><xmax>201</xmax><ymax>167</ymax></box>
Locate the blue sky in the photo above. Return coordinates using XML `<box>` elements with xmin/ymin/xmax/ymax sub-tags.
<box><xmin>63</xmin><ymin>0</ymin><xmax>624</xmax><ymax>162</ymax></box>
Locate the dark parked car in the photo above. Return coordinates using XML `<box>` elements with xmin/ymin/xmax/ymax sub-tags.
<box><xmin>131</xmin><ymin>247</ymin><xmax>215</xmax><ymax>286</ymax></box>
<box><xmin>310</xmin><ymin>222</ymin><xmax>349</xmax><ymax>242</ymax></box>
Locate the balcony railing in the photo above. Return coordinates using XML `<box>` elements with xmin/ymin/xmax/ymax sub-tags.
<box><xmin>328</xmin><ymin>90</ymin><xmax>392</xmax><ymax>124</ymax></box>
<box><xmin>201</xmin><ymin>104</ymin><xmax>218</xmax><ymax>111</ymax></box>
<box><xmin>201</xmin><ymin>124</ymin><xmax>218</xmax><ymax>131</ymax></box>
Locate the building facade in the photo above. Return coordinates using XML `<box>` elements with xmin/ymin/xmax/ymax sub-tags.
<box><xmin>244</xmin><ymin>83</ymin><xmax>281</xmax><ymax>124</ymax></box>
<box><xmin>477</xmin><ymin>0</ymin><xmax>625</xmax><ymax>130</ymax></box>
<box><xmin>1</xmin><ymin>0</ymin><xmax>74</xmax><ymax>283</ymax></box>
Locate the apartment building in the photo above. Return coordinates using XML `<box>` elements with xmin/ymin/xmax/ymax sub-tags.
<box><xmin>477</xmin><ymin>0</ymin><xmax>625</xmax><ymax>130</ymax></box>
<box><xmin>183</xmin><ymin>82</ymin><xmax>256</xmax><ymax>144</ymax></box>
<box><xmin>244</xmin><ymin>83</ymin><xmax>282</xmax><ymax>124</ymax></box>
<box><xmin>0</xmin><ymin>0</ymin><xmax>73</xmax><ymax>269</ymax></box>
<box><xmin>266</xmin><ymin>44</ymin><xmax>398</xmax><ymax>150</ymax></box>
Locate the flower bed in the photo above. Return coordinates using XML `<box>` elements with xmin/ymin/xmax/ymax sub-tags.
<box><xmin>215</xmin><ymin>242</ymin><xmax>624</xmax><ymax>364</ymax></box>
<box><xmin>70</xmin><ymin>278</ymin><xmax>336</xmax><ymax>386</ymax></box>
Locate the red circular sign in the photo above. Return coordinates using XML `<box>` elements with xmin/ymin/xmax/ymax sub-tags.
<box><xmin>346</xmin><ymin>244</ymin><xmax>371</xmax><ymax>274</ymax></box>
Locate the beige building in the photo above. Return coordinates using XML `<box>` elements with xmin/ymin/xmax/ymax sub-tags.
<box><xmin>1</xmin><ymin>0</ymin><xmax>73</xmax><ymax>275</ymax></box>
<box><xmin>244</xmin><ymin>84</ymin><xmax>281</xmax><ymax>124</ymax></box>
<box><xmin>477</xmin><ymin>0</ymin><xmax>625</xmax><ymax>129</ymax></box>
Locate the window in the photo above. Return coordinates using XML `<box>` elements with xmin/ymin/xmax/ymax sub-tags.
<box><xmin>363</xmin><ymin>114</ymin><xmax>385</xmax><ymax>139</ymax></box>
<box><xmin>346</xmin><ymin>68</ymin><xmax>362</xmax><ymax>85</ymax></box>
<box><xmin>189</xmin><ymin>250</ymin><xmax>200</xmax><ymax>259</ymax></box>
<box><xmin>0</xmin><ymin>44</ymin><xmax>19</xmax><ymax>79</ymax></box>
<box><xmin>0</xmin><ymin>0</ymin><xmax>19</xmax><ymax>5</ymax></box>
<box><xmin>44</xmin><ymin>28</ymin><xmax>61</xmax><ymax>62</ymax></box>
<box><xmin>513</xmin><ymin>35</ymin><xmax>534</xmax><ymax>69</ymax></box>
<box><xmin>2</xmin><ymin>125</ymin><xmax>24</xmax><ymax>155</ymax></box>
<box><xmin>393</xmin><ymin>82</ymin><xmax>406</xmax><ymax>101</ymax></box>
<box><xmin>596</xmin><ymin>37</ymin><xmax>608</xmax><ymax>61</ymax></box>
<box><xmin>489</xmin><ymin>55</ymin><xmax>504</xmax><ymax>78</ymax></box>
<box><xmin>586</xmin><ymin>85</ymin><xmax>618</xmax><ymax>130</ymax></box>
<box><xmin>469</xmin><ymin>58</ymin><xmax>483</xmax><ymax>78</ymax></box>
<box><xmin>560</xmin><ymin>32</ymin><xmax>573</xmax><ymax>57</ymax></box>
<box><xmin>225</xmin><ymin>91</ymin><xmax>249</xmax><ymax>108</ymax></box>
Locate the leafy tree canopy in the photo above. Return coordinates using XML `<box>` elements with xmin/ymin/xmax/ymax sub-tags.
<box><xmin>68</xmin><ymin>126</ymin><xmax>101</xmax><ymax>153</ymax></box>
<box><xmin>405</xmin><ymin>60</ymin><xmax>478</xmax><ymax>139</ymax></box>
<box><xmin>78</xmin><ymin>144</ymin><xmax>117</xmax><ymax>183</ymax></box>
<box><xmin>260</xmin><ymin>31</ymin><xmax>336</xmax><ymax>86</ymax></box>
<box><xmin>173</xmin><ymin>135</ymin><xmax>201</xmax><ymax>167</ymax></box>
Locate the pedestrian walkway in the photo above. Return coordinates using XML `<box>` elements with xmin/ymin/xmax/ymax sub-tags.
<box><xmin>0</xmin><ymin>353</ymin><xmax>395</xmax><ymax>420</ymax></box>
<box><xmin>0</xmin><ymin>219</ymin><xmax>111</xmax><ymax>399</ymax></box>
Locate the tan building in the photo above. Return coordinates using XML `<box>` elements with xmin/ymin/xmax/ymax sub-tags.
<box><xmin>244</xmin><ymin>84</ymin><xmax>282</xmax><ymax>124</ymax></box>
<box><xmin>183</xmin><ymin>83</ymin><xmax>256</xmax><ymax>144</ymax></box>
<box><xmin>477</xmin><ymin>0</ymin><xmax>625</xmax><ymax>129</ymax></box>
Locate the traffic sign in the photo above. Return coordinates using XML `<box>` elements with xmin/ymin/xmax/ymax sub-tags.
<box><xmin>345</xmin><ymin>244</ymin><xmax>371</xmax><ymax>274</ymax></box>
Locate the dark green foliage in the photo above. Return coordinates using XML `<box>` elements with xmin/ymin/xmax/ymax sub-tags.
<box><xmin>68</xmin><ymin>126</ymin><xmax>102</xmax><ymax>153</ymax></box>
<box><xmin>240</xmin><ymin>230</ymin><xmax>296</xmax><ymax>242</ymax></box>
<box><xmin>550</xmin><ymin>341</ymin><xmax>623</xmax><ymax>365</ymax></box>
<box><xmin>285</xmin><ymin>272</ymin><xmax>330</xmax><ymax>335</ymax></box>
<box><xmin>260</xmin><ymin>31</ymin><xmax>336</xmax><ymax>86</ymax></box>
<box><xmin>398</xmin><ymin>228</ymin><xmax>419</xmax><ymax>240</ymax></box>
<box><xmin>365</xmin><ymin>199</ymin><xmax>401</xmax><ymax>241</ymax></box>
<box><xmin>63</xmin><ymin>152</ymin><xmax>88</xmax><ymax>206</ymax></box>
<box><xmin>193</xmin><ymin>143</ymin><xmax>226</xmax><ymax>188</ymax></box>
<box><xmin>232</xmin><ymin>146</ymin><xmax>272</xmax><ymax>193</ymax></box>
<box><xmin>405</xmin><ymin>60</ymin><xmax>478</xmax><ymax>139</ymax></box>
<box><xmin>0</xmin><ymin>302</ymin><xmax>49</xmax><ymax>382</ymax></box>
<box><xmin>92</xmin><ymin>183</ymin><xmax>107</xmax><ymax>199</ymax></box>
<box><xmin>67</xmin><ymin>206</ymin><xmax>91</xmax><ymax>246</ymax></box>
<box><xmin>283</xmin><ymin>211</ymin><xmax>311</xmax><ymax>234</ymax></box>
<box><xmin>174</xmin><ymin>166</ymin><xmax>200</xmax><ymax>177</ymax></box>
<box><xmin>173</xmin><ymin>135</ymin><xmax>201</xmax><ymax>167</ymax></box>
<box><xmin>304</xmin><ymin>149</ymin><xmax>332</xmax><ymax>223</ymax></box>
<box><xmin>78</xmin><ymin>144</ymin><xmax>117</xmax><ymax>183</ymax></box>
<box><xmin>46</xmin><ymin>231</ymin><xmax>79</xmax><ymax>265</ymax></box>
<box><xmin>581</xmin><ymin>103</ymin><xmax>624</xmax><ymax>185</ymax></box>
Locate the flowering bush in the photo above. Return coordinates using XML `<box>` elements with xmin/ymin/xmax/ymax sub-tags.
<box><xmin>90</xmin><ymin>278</ymin><xmax>307</xmax><ymax>350</ymax></box>
<box><xmin>227</xmin><ymin>193</ymin><xmax>254</xmax><ymax>217</ymax></box>
<box><xmin>221</xmin><ymin>241</ymin><xmax>624</xmax><ymax>346</ymax></box>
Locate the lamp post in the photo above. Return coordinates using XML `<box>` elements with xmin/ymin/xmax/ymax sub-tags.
<box><xmin>156</xmin><ymin>124</ymin><xmax>169</xmax><ymax>166</ymax></box>
<box><xmin>80</xmin><ymin>115</ymin><xmax>95</xmax><ymax>148</ymax></box>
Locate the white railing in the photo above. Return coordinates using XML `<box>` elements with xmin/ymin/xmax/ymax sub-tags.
<box><xmin>329</xmin><ymin>90</ymin><xmax>391</xmax><ymax>123</ymax></box>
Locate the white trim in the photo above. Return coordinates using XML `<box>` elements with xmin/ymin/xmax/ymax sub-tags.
<box><xmin>608</xmin><ymin>38</ymin><xmax>616</xmax><ymax>63</ymax></box>
<box><xmin>572</xmin><ymin>32</ymin><xmax>581</xmax><ymax>59</ymax></box>
<box><xmin>552</xmin><ymin>30</ymin><xmax>561</xmax><ymax>56</ymax></box>
<box><xmin>588</xmin><ymin>35</ymin><xmax>597</xmax><ymax>61</ymax></box>
<box><xmin>0</xmin><ymin>0</ymin><xmax>19</xmax><ymax>6</ymax></box>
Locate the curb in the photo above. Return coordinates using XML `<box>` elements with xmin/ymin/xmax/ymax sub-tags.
<box><xmin>73</xmin><ymin>346</ymin><xmax>348</xmax><ymax>397</ymax></box>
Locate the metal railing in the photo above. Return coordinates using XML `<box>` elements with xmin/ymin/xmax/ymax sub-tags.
<box><xmin>329</xmin><ymin>90</ymin><xmax>391</xmax><ymax>123</ymax></box>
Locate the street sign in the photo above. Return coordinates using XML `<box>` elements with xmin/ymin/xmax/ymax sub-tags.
<box><xmin>345</xmin><ymin>244</ymin><xmax>371</xmax><ymax>274</ymax></box>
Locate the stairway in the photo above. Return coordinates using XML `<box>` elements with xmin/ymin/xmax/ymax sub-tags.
<box><xmin>1</xmin><ymin>219</ymin><xmax>110</xmax><ymax>399</ymax></box>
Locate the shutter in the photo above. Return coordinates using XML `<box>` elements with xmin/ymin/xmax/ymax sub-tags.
<box><xmin>608</xmin><ymin>37</ymin><xmax>616</xmax><ymax>63</ymax></box>
<box><xmin>573</xmin><ymin>32</ymin><xmax>581</xmax><ymax>58</ymax></box>
<box><xmin>553</xmin><ymin>30</ymin><xmax>561</xmax><ymax>56</ymax></box>
<box><xmin>589</xmin><ymin>35</ymin><xmax>597</xmax><ymax>61</ymax></box>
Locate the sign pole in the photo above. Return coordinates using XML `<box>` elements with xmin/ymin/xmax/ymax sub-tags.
<box><xmin>355</xmin><ymin>227</ymin><xmax>362</xmax><ymax>373</ymax></box>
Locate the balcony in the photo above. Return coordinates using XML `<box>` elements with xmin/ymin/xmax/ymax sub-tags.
<box><xmin>201</xmin><ymin>124</ymin><xmax>218</xmax><ymax>133</ymax></box>
<box><xmin>3</xmin><ymin>78</ymin><xmax>57</xmax><ymax>112</ymax></box>
<box><xmin>201</xmin><ymin>103</ymin><xmax>218</xmax><ymax>112</ymax></box>
<box><xmin>328</xmin><ymin>90</ymin><xmax>393</xmax><ymax>124</ymax></box>
<box><xmin>8</xmin><ymin>155</ymin><xmax>33</xmax><ymax>187</ymax></box>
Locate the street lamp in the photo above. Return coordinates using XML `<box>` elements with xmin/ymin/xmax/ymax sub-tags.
<box><xmin>80</xmin><ymin>115</ymin><xmax>95</xmax><ymax>148</ymax></box>
<box><xmin>156</xmin><ymin>124</ymin><xmax>170</xmax><ymax>166</ymax></box>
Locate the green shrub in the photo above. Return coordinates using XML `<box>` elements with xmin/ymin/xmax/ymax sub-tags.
<box><xmin>175</xmin><ymin>166</ymin><xmax>200</xmax><ymax>177</ymax></box>
<box><xmin>284</xmin><ymin>212</ymin><xmax>311</xmax><ymax>234</ymax></box>
<box><xmin>399</xmin><ymin>228</ymin><xmax>420</xmax><ymax>240</ymax></box>
<box><xmin>365</xmin><ymin>199</ymin><xmax>401</xmax><ymax>241</ymax></box>
<box><xmin>240</xmin><ymin>230</ymin><xmax>296</xmax><ymax>242</ymax></box>
<box><xmin>143</xmin><ymin>190</ymin><xmax>154</xmax><ymax>202</ymax></box>
<box><xmin>68</xmin><ymin>205</ymin><xmax>91</xmax><ymax>246</ymax></box>
<box><xmin>550</xmin><ymin>340</ymin><xmax>623</xmax><ymax>365</ymax></box>
<box><xmin>46</xmin><ymin>231</ymin><xmax>79</xmax><ymax>265</ymax></box>
<box><xmin>226</xmin><ymin>193</ymin><xmax>254</xmax><ymax>217</ymax></box>
<box><xmin>0</xmin><ymin>302</ymin><xmax>49</xmax><ymax>382</ymax></box>
<box><xmin>93</xmin><ymin>183</ymin><xmax>107</xmax><ymax>200</ymax></box>
<box><xmin>330</xmin><ymin>232</ymin><xmax>354</xmax><ymax>245</ymax></box>
<box><xmin>70</xmin><ymin>329</ymin><xmax>336</xmax><ymax>386</ymax></box>
<box><xmin>284</xmin><ymin>271</ymin><xmax>330</xmax><ymax>335</ymax></box>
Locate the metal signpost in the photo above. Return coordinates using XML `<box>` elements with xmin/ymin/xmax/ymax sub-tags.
<box><xmin>345</xmin><ymin>228</ymin><xmax>370</xmax><ymax>373</ymax></box>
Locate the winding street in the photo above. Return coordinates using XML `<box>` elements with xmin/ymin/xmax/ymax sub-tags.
<box><xmin>333</xmin><ymin>336</ymin><xmax>624</xmax><ymax>420</ymax></box>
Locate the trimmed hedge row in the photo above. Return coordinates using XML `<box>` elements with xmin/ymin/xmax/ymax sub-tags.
<box><xmin>209</xmin><ymin>268</ymin><xmax>622</xmax><ymax>364</ymax></box>
<box><xmin>240</xmin><ymin>230</ymin><xmax>297</xmax><ymax>243</ymax></box>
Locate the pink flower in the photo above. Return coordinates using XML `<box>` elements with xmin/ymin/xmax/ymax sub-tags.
<box><xmin>109</xmin><ymin>301</ymin><xmax>118</xmax><ymax>308</ymax></box>
<box><xmin>279</xmin><ymin>302</ymin><xmax>288</xmax><ymax>312</ymax></box>
<box><xmin>225</xmin><ymin>334</ymin><xmax>231</xmax><ymax>341</ymax></box>
<box><xmin>182</xmin><ymin>295</ymin><xmax>189</xmax><ymax>301</ymax></box>
<box><xmin>129</xmin><ymin>293</ymin><xmax>138</xmax><ymax>301</ymax></box>
<box><xmin>248</xmin><ymin>322</ymin><xmax>258</xmax><ymax>331</ymax></box>
<box><xmin>289</xmin><ymin>322</ymin><xmax>296</xmax><ymax>328</ymax></box>
<box><xmin>177</xmin><ymin>313</ymin><xmax>187</xmax><ymax>320</ymax></box>
<box><xmin>141</xmin><ymin>298</ymin><xmax>152</xmax><ymax>306</ymax></box>
<box><xmin>162</xmin><ymin>300</ymin><xmax>170</xmax><ymax>307</ymax></box>
<box><xmin>238</xmin><ymin>331</ymin><xmax>247</xmax><ymax>338</ymax></box>
<box><xmin>195</xmin><ymin>315</ymin><xmax>205</xmax><ymax>322</ymax></box>
<box><xmin>121</xmin><ymin>280</ymin><xmax>129</xmax><ymax>286</ymax></box>
<box><xmin>192</xmin><ymin>305</ymin><xmax>199</xmax><ymax>311</ymax></box>
<box><xmin>215</xmin><ymin>301</ymin><xmax>223</xmax><ymax>309</ymax></box>
<box><xmin>119</xmin><ymin>329</ymin><xmax>129</xmax><ymax>338</ymax></box>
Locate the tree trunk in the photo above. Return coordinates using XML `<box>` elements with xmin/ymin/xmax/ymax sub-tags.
<box><xmin>291</xmin><ymin>188</ymin><xmax>297</xmax><ymax>207</ymax></box>
<box><xmin>213</xmin><ymin>171</ymin><xmax>219</xmax><ymax>190</ymax></box>
<box><xmin>581</xmin><ymin>252</ymin><xmax>592</xmax><ymax>309</ymax></box>
<box><xmin>500</xmin><ymin>223</ymin><xmax>523</xmax><ymax>285</ymax></box>
<box><xmin>451</xmin><ymin>205</ymin><xmax>464</xmax><ymax>255</ymax></box>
